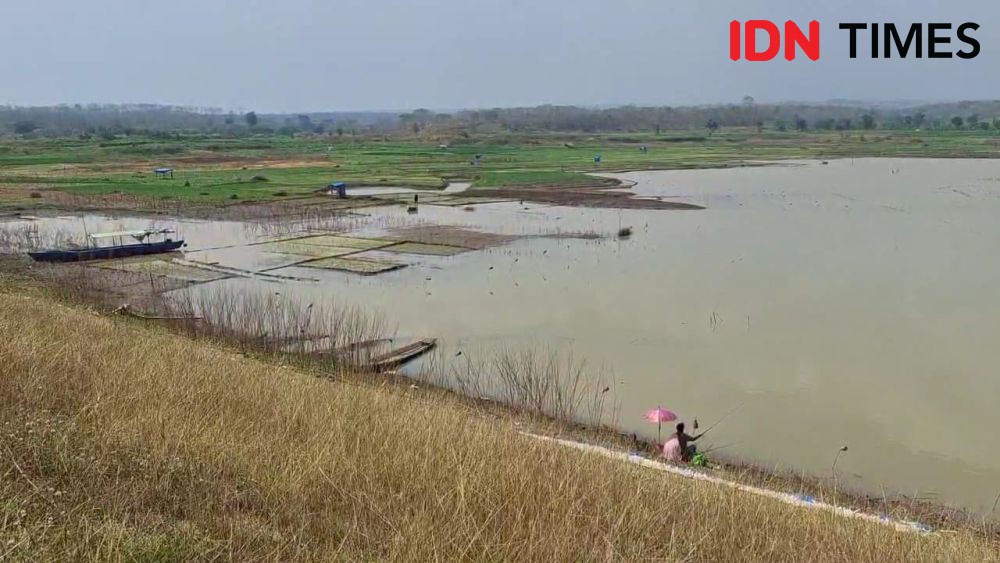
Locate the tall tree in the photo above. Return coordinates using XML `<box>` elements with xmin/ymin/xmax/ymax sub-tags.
<box><xmin>12</xmin><ymin>121</ymin><xmax>38</xmax><ymax>134</ymax></box>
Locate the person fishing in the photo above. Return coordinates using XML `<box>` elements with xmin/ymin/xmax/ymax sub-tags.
<box><xmin>662</xmin><ymin>422</ymin><xmax>704</xmax><ymax>463</ymax></box>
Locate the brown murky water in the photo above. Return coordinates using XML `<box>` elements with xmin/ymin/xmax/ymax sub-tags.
<box><xmin>14</xmin><ymin>158</ymin><xmax>1000</xmax><ymax>514</ymax></box>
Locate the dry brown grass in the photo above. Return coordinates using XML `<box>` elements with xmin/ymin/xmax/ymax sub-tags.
<box><xmin>0</xmin><ymin>290</ymin><xmax>997</xmax><ymax>561</ymax></box>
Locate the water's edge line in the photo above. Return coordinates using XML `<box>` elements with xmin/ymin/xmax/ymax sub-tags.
<box><xmin>522</xmin><ymin>432</ymin><xmax>933</xmax><ymax>535</ymax></box>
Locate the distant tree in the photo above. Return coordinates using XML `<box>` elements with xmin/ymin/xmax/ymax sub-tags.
<box><xmin>12</xmin><ymin>120</ymin><xmax>38</xmax><ymax>134</ymax></box>
<box><xmin>400</xmin><ymin>108</ymin><xmax>434</xmax><ymax>132</ymax></box>
<box><xmin>861</xmin><ymin>113</ymin><xmax>875</xmax><ymax>130</ymax></box>
<box><xmin>755</xmin><ymin>120</ymin><xmax>764</xmax><ymax>133</ymax></box>
<box><xmin>655</xmin><ymin>124</ymin><xmax>661</xmax><ymax>136</ymax></box>
<box><xmin>296</xmin><ymin>114</ymin><xmax>313</xmax><ymax>130</ymax></box>
<box><xmin>775</xmin><ymin>120</ymin><xmax>788</xmax><ymax>132</ymax></box>
<box><xmin>705</xmin><ymin>119</ymin><xmax>719</xmax><ymax>135</ymax></box>
<box><xmin>794</xmin><ymin>116</ymin><xmax>808</xmax><ymax>132</ymax></box>
<box><xmin>992</xmin><ymin>117</ymin><xmax>1000</xmax><ymax>130</ymax></box>
<box><xmin>336</xmin><ymin>127</ymin><xmax>344</xmax><ymax>137</ymax></box>
<box><xmin>815</xmin><ymin>118</ymin><xmax>835</xmax><ymax>130</ymax></box>
<box><xmin>967</xmin><ymin>114</ymin><xmax>980</xmax><ymax>129</ymax></box>
<box><xmin>244</xmin><ymin>111</ymin><xmax>258</xmax><ymax>127</ymax></box>
<box><xmin>7</xmin><ymin>100</ymin><xmax>996</xmax><ymax>138</ymax></box>
<box><xmin>742</xmin><ymin>96</ymin><xmax>759</xmax><ymax>129</ymax></box>
<box><xmin>951</xmin><ymin>116</ymin><xmax>964</xmax><ymax>129</ymax></box>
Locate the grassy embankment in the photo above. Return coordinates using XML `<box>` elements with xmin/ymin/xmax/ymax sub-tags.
<box><xmin>3</xmin><ymin>128</ymin><xmax>1000</xmax><ymax>211</ymax></box>
<box><xmin>1</xmin><ymin>287</ymin><xmax>997</xmax><ymax>561</ymax></box>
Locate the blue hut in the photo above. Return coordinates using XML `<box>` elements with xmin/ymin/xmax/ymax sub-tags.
<box><xmin>328</xmin><ymin>181</ymin><xmax>347</xmax><ymax>198</ymax></box>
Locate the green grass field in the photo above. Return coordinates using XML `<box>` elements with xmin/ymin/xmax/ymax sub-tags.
<box><xmin>2</xmin><ymin>128</ymin><xmax>1000</xmax><ymax>208</ymax></box>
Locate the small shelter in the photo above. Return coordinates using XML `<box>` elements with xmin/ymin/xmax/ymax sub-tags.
<box><xmin>328</xmin><ymin>181</ymin><xmax>347</xmax><ymax>198</ymax></box>
<box><xmin>154</xmin><ymin>167</ymin><xmax>174</xmax><ymax>179</ymax></box>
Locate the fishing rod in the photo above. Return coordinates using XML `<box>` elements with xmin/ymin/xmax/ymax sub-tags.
<box><xmin>694</xmin><ymin>400</ymin><xmax>746</xmax><ymax>437</ymax></box>
<box><xmin>701</xmin><ymin>442</ymin><xmax>740</xmax><ymax>455</ymax></box>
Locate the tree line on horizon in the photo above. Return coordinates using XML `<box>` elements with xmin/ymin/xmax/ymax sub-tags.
<box><xmin>3</xmin><ymin>99</ymin><xmax>1000</xmax><ymax>139</ymax></box>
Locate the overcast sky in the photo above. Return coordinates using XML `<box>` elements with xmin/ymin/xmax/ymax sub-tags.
<box><xmin>1</xmin><ymin>0</ymin><xmax>997</xmax><ymax>112</ymax></box>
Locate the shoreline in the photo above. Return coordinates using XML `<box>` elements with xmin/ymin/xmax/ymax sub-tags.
<box><xmin>8</xmin><ymin>154</ymin><xmax>988</xmax><ymax>222</ymax></box>
<box><xmin>527</xmin><ymin>433</ymin><xmax>933</xmax><ymax>534</ymax></box>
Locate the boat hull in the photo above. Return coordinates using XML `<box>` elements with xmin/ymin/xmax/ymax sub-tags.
<box><xmin>363</xmin><ymin>338</ymin><xmax>437</xmax><ymax>372</ymax></box>
<box><xmin>28</xmin><ymin>240</ymin><xmax>186</xmax><ymax>263</ymax></box>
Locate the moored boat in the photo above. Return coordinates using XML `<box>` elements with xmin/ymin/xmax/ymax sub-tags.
<box><xmin>28</xmin><ymin>228</ymin><xmax>186</xmax><ymax>263</ymax></box>
<box><xmin>363</xmin><ymin>338</ymin><xmax>437</xmax><ymax>372</ymax></box>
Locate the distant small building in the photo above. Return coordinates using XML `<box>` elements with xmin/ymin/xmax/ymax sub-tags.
<box><xmin>594</xmin><ymin>154</ymin><xmax>602</xmax><ymax>165</ymax></box>
<box><xmin>154</xmin><ymin>167</ymin><xmax>173</xmax><ymax>179</ymax></box>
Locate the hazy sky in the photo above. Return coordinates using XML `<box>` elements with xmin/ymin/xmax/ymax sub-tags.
<box><xmin>1</xmin><ymin>0</ymin><xmax>997</xmax><ymax>112</ymax></box>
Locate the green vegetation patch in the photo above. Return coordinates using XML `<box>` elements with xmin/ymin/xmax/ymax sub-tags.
<box><xmin>296</xmin><ymin>234</ymin><xmax>395</xmax><ymax>250</ymax></box>
<box><xmin>183</xmin><ymin>248</ymin><xmax>306</xmax><ymax>272</ymax></box>
<box><xmin>9</xmin><ymin>130</ymin><xmax>1000</xmax><ymax>212</ymax></box>
<box><xmin>261</xmin><ymin>241</ymin><xmax>359</xmax><ymax>258</ymax></box>
<box><xmin>299</xmin><ymin>256</ymin><xmax>405</xmax><ymax>275</ymax></box>
<box><xmin>383</xmin><ymin>242</ymin><xmax>469</xmax><ymax>256</ymax></box>
<box><xmin>473</xmin><ymin>170</ymin><xmax>604</xmax><ymax>188</ymax></box>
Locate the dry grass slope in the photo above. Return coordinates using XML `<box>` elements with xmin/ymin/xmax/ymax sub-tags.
<box><xmin>0</xmin><ymin>290</ymin><xmax>996</xmax><ymax>561</ymax></box>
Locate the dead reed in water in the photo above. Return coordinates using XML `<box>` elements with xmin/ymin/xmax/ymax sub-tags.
<box><xmin>165</xmin><ymin>286</ymin><xmax>390</xmax><ymax>367</ymax></box>
<box><xmin>416</xmin><ymin>347</ymin><xmax>616</xmax><ymax>427</ymax></box>
<box><xmin>0</xmin><ymin>223</ymin><xmax>82</xmax><ymax>254</ymax></box>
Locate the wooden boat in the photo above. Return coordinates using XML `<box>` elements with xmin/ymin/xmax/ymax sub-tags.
<box><xmin>111</xmin><ymin>304</ymin><xmax>201</xmax><ymax>322</ymax></box>
<box><xmin>29</xmin><ymin>229</ymin><xmax>185</xmax><ymax>263</ymax></box>
<box><xmin>362</xmin><ymin>338</ymin><xmax>437</xmax><ymax>372</ymax></box>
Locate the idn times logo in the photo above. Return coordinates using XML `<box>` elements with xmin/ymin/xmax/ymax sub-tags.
<box><xmin>730</xmin><ymin>21</ymin><xmax>981</xmax><ymax>61</ymax></box>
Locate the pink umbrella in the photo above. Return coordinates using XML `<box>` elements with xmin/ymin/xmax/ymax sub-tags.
<box><xmin>644</xmin><ymin>406</ymin><xmax>677</xmax><ymax>443</ymax></box>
